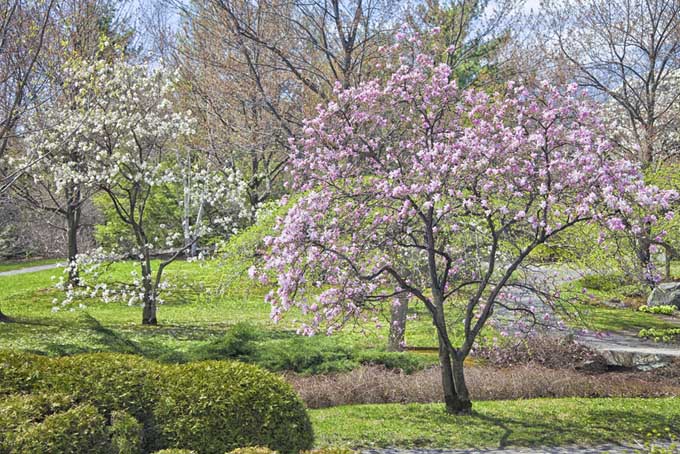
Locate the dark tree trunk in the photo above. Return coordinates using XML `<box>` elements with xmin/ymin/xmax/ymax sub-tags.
<box><xmin>438</xmin><ymin>335</ymin><xmax>472</xmax><ymax>414</ymax></box>
<box><xmin>65</xmin><ymin>185</ymin><xmax>81</xmax><ymax>286</ymax></box>
<box><xmin>140</xmin><ymin>254</ymin><xmax>157</xmax><ymax>326</ymax></box>
<box><xmin>387</xmin><ymin>294</ymin><xmax>409</xmax><ymax>352</ymax></box>
<box><xmin>142</xmin><ymin>300</ymin><xmax>157</xmax><ymax>325</ymax></box>
<box><xmin>450</xmin><ymin>354</ymin><xmax>472</xmax><ymax>413</ymax></box>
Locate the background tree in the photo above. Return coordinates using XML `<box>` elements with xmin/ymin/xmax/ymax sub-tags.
<box><xmin>42</xmin><ymin>58</ymin><xmax>244</xmax><ymax>325</ymax></box>
<box><xmin>258</xmin><ymin>40</ymin><xmax>674</xmax><ymax>413</ymax></box>
<box><xmin>544</xmin><ymin>0</ymin><xmax>680</xmax><ymax>280</ymax></box>
<box><xmin>14</xmin><ymin>1</ymin><xmax>133</xmax><ymax>284</ymax></box>
<box><xmin>0</xmin><ymin>0</ymin><xmax>55</xmax><ymax>321</ymax></box>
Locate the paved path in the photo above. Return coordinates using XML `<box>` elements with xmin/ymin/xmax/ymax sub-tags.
<box><xmin>498</xmin><ymin>265</ymin><xmax>680</xmax><ymax>368</ymax></box>
<box><xmin>363</xmin><ymin>442</ymin><xmax>676</xmax><ymax>453</ymax></box>
<box><xmin>0</xmin><ymin>263</ymin><xmax>60</xmax><ymax>277</ymax></box>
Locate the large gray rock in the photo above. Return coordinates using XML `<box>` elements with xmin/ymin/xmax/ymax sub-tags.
<box><xmin>647</xmin><ymin>282</ymin><xmax>680</xmax><ymax>308</ymax></box>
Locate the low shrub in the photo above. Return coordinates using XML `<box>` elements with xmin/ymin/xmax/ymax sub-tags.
<box><xmin>155</xmin><ymin>361</ymin><xmax>313</xmax><ymax>454</ymax></box>
<box><xmin>639</xmin><ymin>305</ymin><xmax>677</xmax><ymax>315</ymax></box>
<box><xmin>302</xmin><ymin>449</ymin><xmax>356</xmax><ymax>454</ymax></box>
<box><xmin>0</xmin><ymin>393</ymin><xmax>75</xmax><ymax>450</ymax></box>
<box><xmin>7</xmin><ymin>403</ymin><xmax>111</xmax><ymax>454</ymax></box>
<box><xmin>0</xmin><ymin>351</ymin><xmax>314</xmax><ymax>454</ymax></box>
<box><xmin>356</xmin><ymin>351</ymin><xmax>431</xmax><ymax>374</ymax></box>
<box><xmin>199</xmin><ymin>323</ymin><xmax>261</xmax><ymax>360</ymax></box>
<box><xmin>152</xmin><ymin>450</ymin><xmax>197</xmax><ymax>454</ymax></box>
<box><xmin>639</xmin><ymin>328</ymin><xmax>680</xmax><ymax>343</ymax></box>
<box><xmin>0</xmin><ymin>350</ymin><xmax>51</xmax><ymax>395</ymax></box>
<box><xmin>579</xmin><ymin>274</ymin><xmax>626</xmax><ymax>292</ymax></box>
<box><xmin>253</xmin><ymin>338</ymin><xmax>356</xmax><ymax>375</ymax></box>
<box><xmin>109</xmin><ymin>410</ymin><xmax>144</xmax><ymax>454</ymax></box>
<box><xmin>188</xmin><ymin>324</ymin><xmax>432</xmax><ymax>375</ymax></box>
<box><xmin>288</xmin><ymin>364</ymin><xmax>680</xmax><ymax>409</ymax></box>
<box><xmin>227</xmin><ymin>447</ymin><xmax>277</xmax><ymax>454</ymax></box>
<box><xmin>474</xmin><ymin>335</ymin><xmax>604</xmax><ymax>369</ymax></box>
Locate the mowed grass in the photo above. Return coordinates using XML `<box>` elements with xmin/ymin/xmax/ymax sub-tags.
<box><xmin>0</xmin><ymin>259</ymin><xmax>445</xmax><ymax>365</ymax></box>
<box><xmin>311</xmin><ymin>398</ymin><xmax>680</xmax><ymax>448</ymax></box>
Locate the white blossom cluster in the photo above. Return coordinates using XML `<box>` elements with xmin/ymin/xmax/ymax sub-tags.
<box><xmin>601</xmin><ymin>70</ymin><xmax>680</xmax><ymax>162</ymax></box>
<box><xmin>52</xmin><ymin>249</ymin><xmax>174</xmax><ymax>311</ymax></box>
<box><xmin>25</xmin><ymin>56</ymin><xmax>249</xmax><ymax>312</ymax></box>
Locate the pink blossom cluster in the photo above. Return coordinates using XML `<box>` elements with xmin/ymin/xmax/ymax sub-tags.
<box><xmin>259</xmin><ymin>44</ymin><xmax>675</xmax><ymax>336</ymax></box>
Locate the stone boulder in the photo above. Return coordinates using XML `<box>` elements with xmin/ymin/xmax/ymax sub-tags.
<box><xmin>647</xmin><ymin>282</ymin><xmax>680</xmax><ymax>308</ymax></box>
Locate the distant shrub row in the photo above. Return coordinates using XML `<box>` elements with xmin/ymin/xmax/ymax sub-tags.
<box><xmin>638</xmin><ymin>305</ymin><xmax>677</xmax><ymax>315</ymax></box>
<box><xmin>0</xmin><ymin>351</ymin><xmax>313</xmax><ymax>454</ymax></box>
<box><xmin>158</xmin><ymin>322</ymin><xmax>433</xmax><ymax>375</ymax></box>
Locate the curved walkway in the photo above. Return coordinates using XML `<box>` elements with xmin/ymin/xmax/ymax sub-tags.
<box><xmin>0</xmin><ymin>263</ymin><xmax>60</xmax><ymax>277</ymax></box>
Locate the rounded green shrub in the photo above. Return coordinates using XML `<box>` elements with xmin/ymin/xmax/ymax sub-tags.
<box><xmin>0</xmin><ymin>351</ymin><xmax>162</xmax><ymax>450</ymax></box>
<box><xmin>155</xmin><ymin>361</ymin><xmax>314</xmax><ymax>454</ymax></box>
<box><xmin>0</xmin><ymin>393</ymin><xmax>75</xmax><ymax>450</ymax></box>
<box><xmin>109</xmin><ymin>410</ymin><xmax>144</xmax><ymax>454</ymax></box>
<box><xmin>302</xmin><ymin>449</ymin><xmax>356</xmax><ymax>454</ymax></box>
<box><xmin>152</xmin><ymin>450</ymin><xmax>197</xmax><ymax>454</ymax></box>
<box><xmin>45</xmin><ymin>353</ymin><xmax>162</xmax><ymax>426</ymax></box>
<box><xmin>0</xmin><ymin>350</ymin><xmax>51</xmax><ymax>395</ymax></box>
<box><xmin>227</xmin><ymin>447</ymin><xmax>277</xmax><ymax>454</ymax></box>
<box><xmin>8</xmin><ymin>403</ymin><xmax>111</xmax><ymax>453</ymax></box>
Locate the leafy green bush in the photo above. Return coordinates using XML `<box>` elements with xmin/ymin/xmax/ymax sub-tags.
<box><xmin>256</xmin><ymin>338</ymin><xmax>356</xmax><ymax>375</ymax></box>
<box><xmin>579</xmin><ymin>274</ymin><xmax>626</xmax><ymax>292</ymax></box>
<box><xmin>8</xmin><ymin>403</ymin><xmax>111</xmax><ymax>453</ymax></box>
<box><xmin>227</xmin><ymin>447</ymin><xmax>277</xmax><ymax>454</ymax></box>
<box><xmin>154</xmin><ymin>360</ymin><xmax>314</xmax><ymax>454</ymax></box>
<box><xmin>151</xmin><ymin>450</ymin><xmax>197</xmax><ymax>454</ymax></box>
<box><xmin>639</xmin><ymin>305</ymin><xmax>677</xmax><ymax>315</ymax></box>
<box><xmin>195</xmin><ymin>322</ymin><xmax>262</xmax><ymax>361</ymax></box>
<box><xmin>0</xmin><ymin>393</ymin><xmax>75</xmax><ymax>450</ymax></box>
<box><xmin>109</xmin><ymin>410</ymin><xmax>144</xmax><ymax>454</ymax></box>
<box><xmin>302</xmin><ymin>449</ymin><xmax>356</xmax><ymax>454</ymax></box>
<box><xmin>0</xmin><ymin>350</ymin><xmax>52</xmax><ymax>395</ymax></box>
<box><xmin>0</xmin><ymin>351</ymin><xmax>162</xmax><ymax>451</ymax></box>
<box><xmin>356</xmin><ymin>351</ymin><xmax>431</xmax><ymax>374</ymax></box>
<box><xmin>638</xmin><ymin>328</ymin><xmax>680</xmax><ymax>343</ymax></box>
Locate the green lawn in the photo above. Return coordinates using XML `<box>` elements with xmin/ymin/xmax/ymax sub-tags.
<box><xmin>572</xmin><ymin>303</ymin><xmax>680</xmax><ymax>333</ymax></box>
<box><xmin>562</xmin><ymin>273</ymin><xmax>680</xmax><ymax>333</ymax></box>
<box><xmin>311</xmin><ymin>398</ymin><xmax>680</xmax><ymax>448</ymax></box>
<box><xmin>0</xmin><ymin>260</ymin><xmax>442</xmax><ymax>370</ymax></box>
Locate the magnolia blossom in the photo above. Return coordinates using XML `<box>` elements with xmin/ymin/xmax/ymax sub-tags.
<box><xmin>256</xmin><ymin>38</ymin><xmax>675</xmax><ymax>412</ymax></box>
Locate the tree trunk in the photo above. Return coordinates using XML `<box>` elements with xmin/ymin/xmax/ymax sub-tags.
<box><xmin>140</xmin><ymin>258</ymin><xmax>157</xmax><ymax>326</ymax></box>
<box><xmin>65</xmin><ymin>185</ymin><xmax>81</xmax><ymax>286</ymax></box>
<box><xmin>142</xmin><ymin>299</ymin><xmax>157</xmax><ymax>325</ymax></box>
<box><xmin>66</xmin><ymin>207</ymin><xmax>79</xmax><ymax>285</ymax></box>
<box><xmin>437</xmin><ymin>335</ymin><xmax>472</xmax><ymax>414</ymax></box>
<box><xmin>450</xmin><ymin>354</ymin><xmax>472</xmax><ymax>413</ymax></box>
<box><xmin>387</xmin><ymin>294</ymin><xmax>409</xmax><ymax>352</ymax></box>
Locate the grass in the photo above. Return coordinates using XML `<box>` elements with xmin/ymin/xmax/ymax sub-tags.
<box><xmin>572</xmin><ymin>303</ymin><xmax>680</xmax><ymax>333</ymax></box>
<box><xmin>311</xmin><ymin>398</ymin><xmax>680</xmax><ymax>448</ymax></box>
<box><xmin>0</xmin><ymin>258</ymin><xmax>62</xmax><ymax>273</ymax></box>
<box><xmin>0</xmin><ymin>259</ymin><xmax>443</xmax><ymax>371</ymax></box>
<box><xmin>562</xmin><ymin>273</ymin><xmax>680</xmax><ymax>333</ymax></box>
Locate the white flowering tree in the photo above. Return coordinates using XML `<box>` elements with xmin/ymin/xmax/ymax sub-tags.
<box><xmin>41</xmin><ymin>58</ymin><xmax>245</xmax><ymax>325</ymax></box>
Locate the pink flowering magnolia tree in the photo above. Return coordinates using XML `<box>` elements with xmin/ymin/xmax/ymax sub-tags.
<box><xmin>258</xmin><ymin>48</ymin><xmax>675</xmax><ymax>413</ymax></box>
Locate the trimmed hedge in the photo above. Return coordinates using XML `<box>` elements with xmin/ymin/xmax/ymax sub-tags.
<box><xmin>155</xmin><ymin>361</ymin><xmax>314</xmax><ymax>454</ymax></box>
<box><xmin>8</xmin><ymin>403</ymin><xmax>110</xmax><ymax>453</ymax></box>
<box><xmin>227</xmin><ymin>448</ymin><xmax>277</xmax><ymax>454</ymax></box>
<box><xmin>0</xmin><ymin>350</ymin><xmax>162</xmax><ymax>451</ymax></box>
<box><xmin>0</xmin><ymin>351</ymin><xmax>313</xmax><ymax>454</ymax></box>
